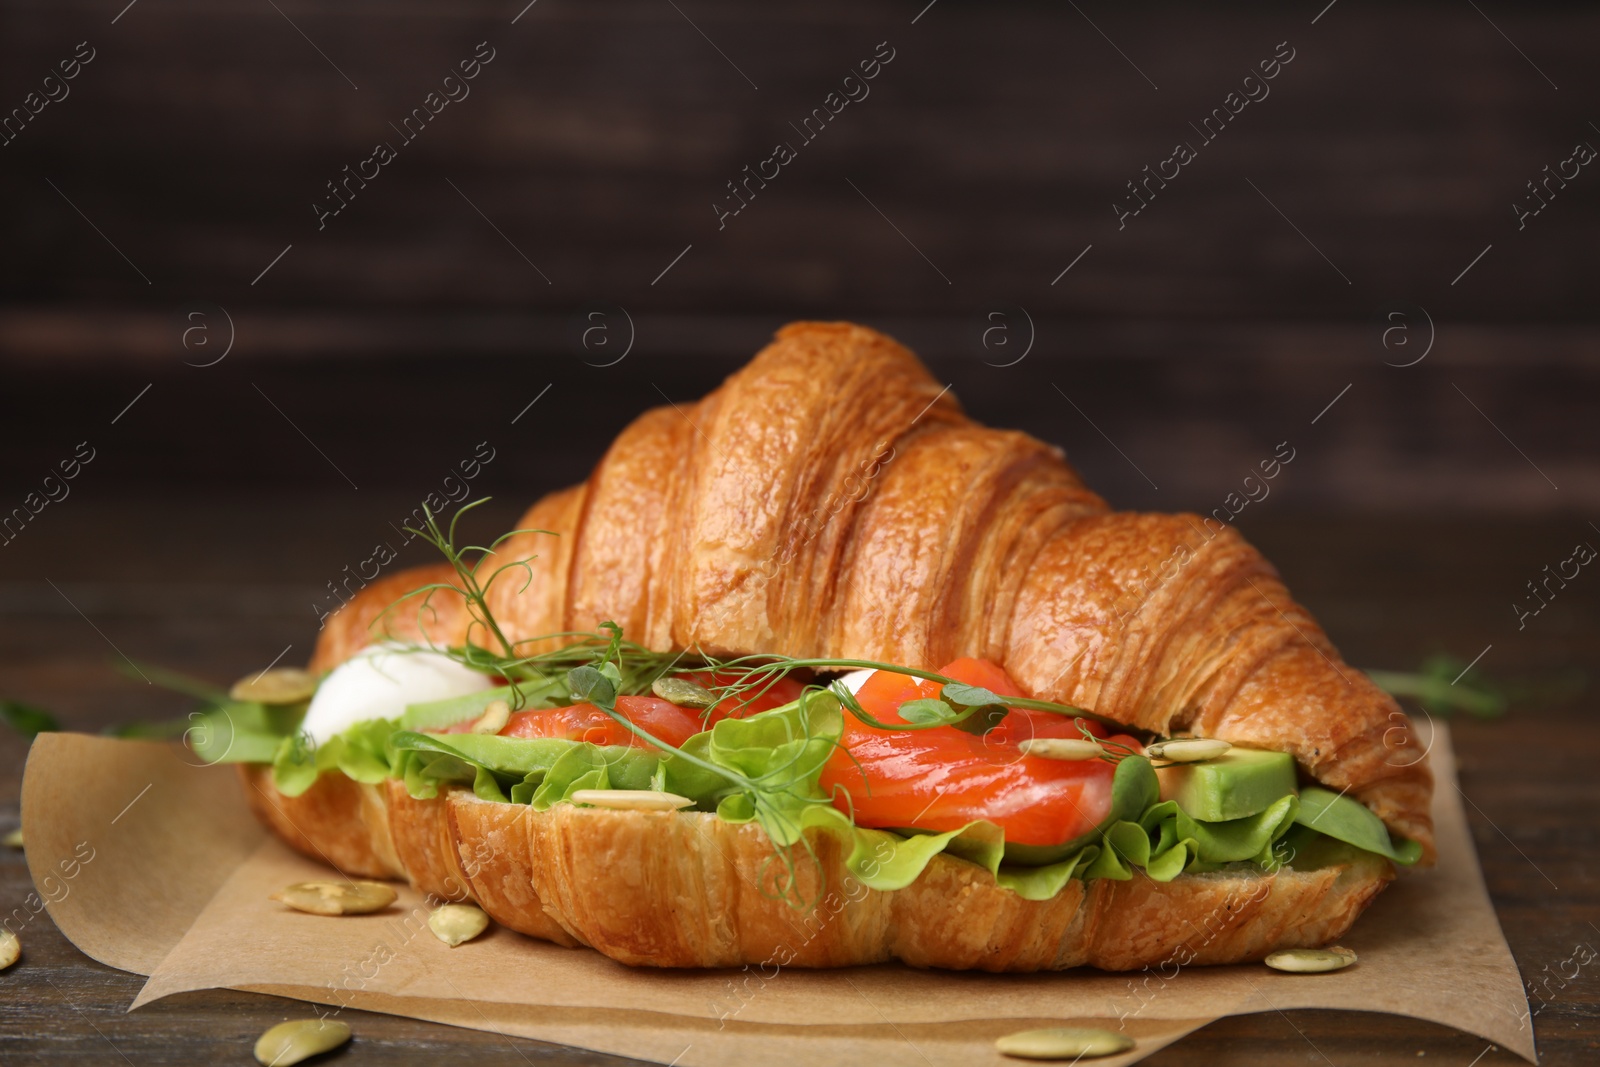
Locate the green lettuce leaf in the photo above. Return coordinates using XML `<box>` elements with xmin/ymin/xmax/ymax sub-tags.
<box><xmin>695</xmin><ymin>803</ymin><xmax>1098</xmax><ymax>902</ymax></box>
<box><xmin>189</xmin><ymin>701</ymin><xmax>304</xmax><ymax>765</ymax></box>
<box><xmin>270</xmin><ymin>730</ymin><xmax>337</xmax><ymax>796</ymax></box>
<box><xmin>708</xmin><ymin>690</ymin><xmax>842</xmax><ymax>784</ymax></box>
<box><xmin>229</xmin><ymin>686</ymin><xmax>1419</xmax><ymax>902</ymax></box>
<box><xmin>686</xmin><ymin>689</ymin><xmax>844</xmax><ymax>847</ymax></box>
<box><xmin>653</xmin><ymin>730</ymin><xmax>735</xmax><ymax>803</ymax></box>
<box><xmin>332</xmin><ymin>718</ymin><xmax>401</xmax><ymax>784</ymax></box>
<box><xmin>387</xmin><ymin>730</ymin><xmax>663</xmax><ymax>808</ymax></box>
<box><xmin>265</xmin><ymin>717</ymin><xmax>400</xmax><ymax>796</ymax></box>
<box><xmin>1081</xmin><ymin>793</ymin><xmax>1301</xmax><ymax>881</ymax></box>
<box><xmin>388</xmin><ymin>731</ymin><xmax>510</xmax><ymax>802</ymax></box>
<box><xmin>400</xmin><ymin>731</ymin><xmax>586</xmax><ymax>777</ymax></box>
<box><xmin>1294</xmin><ymin>785</ymin><xmax>1423</xmax><ymax>865</ymax></box>
<box><xmin>523</xmin><ymin>743</ymin><xmax>658</xmax><ymax>808</ymax></box>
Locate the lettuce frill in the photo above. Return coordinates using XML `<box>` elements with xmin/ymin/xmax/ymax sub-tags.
<box><xmin>197</xmin><ymin>692</ymin><xmax>1416</xmax><ymax>904</ymax></box>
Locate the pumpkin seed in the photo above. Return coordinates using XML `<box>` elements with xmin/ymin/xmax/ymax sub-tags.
<box><xmin>651</xmin><ymin>675</ymin><xmax>718</xmax><ymax>709</ymax></box>
<box><xmin>254</xmin><ymin>1018</ymin><xmax>351</xmax><ymax>1066</ymax></box>
<box><xmin>471</xmin><ymin>699</ymin><xmax>511</xmax><ymax>735</ymax></box>
<box><xmin>270</xmin><ymin>880</ymin><xmax>397</xmax><ymax>916</ymax></box>
<box><xmin>428</xmin><ymin>903</ymin><xmax>490</xmax><ymax>947</ymax></box>
<box><xmin>1146</xmin><ymin>737</ymin><xmax>1232</xmax><ymax>762</ymax></box>
<box><xmin>1265</xmin><ymin>946</ymin><xmax>1357</xmax><ymax>973</ymax></box>
<box><xmin>2</xmin><ymin>828</ymin><xmax>21</xmax><ymax>849</ymax></box>
<box><xmin>0</xmin><ymin>928</ymin><xmax>19</xmax><ymax>970</ymax></box>
<box><xmin>1018</xmin><ymin>738</ymin><xmax>1105</xmax><ymax>761</ymax></box>
<box><xmin>569</xmin><ymin>788</ymin><xmax>694</xmax><ymax>812</ymax></box>
<box><xmin>995</xmin><ymin>1026</ymin><xmax>1135</xmax><ymax>1060</ymax></box>
<box><xmin>231</xmin><ymin>668</ymin><xmax>318</xmax><ymax>705</ymax></box>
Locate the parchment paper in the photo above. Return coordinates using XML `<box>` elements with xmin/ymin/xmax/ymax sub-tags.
<box><xmin>22</xmin><ymin>725</ymin><xmax>1536</xmax><ymax>1065</ymax></box>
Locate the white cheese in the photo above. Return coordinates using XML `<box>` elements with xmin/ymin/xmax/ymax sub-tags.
<box><xmin>301</xmin><ymin>644</ymin><xmax>495</xmax><ymax>744</ymax></box>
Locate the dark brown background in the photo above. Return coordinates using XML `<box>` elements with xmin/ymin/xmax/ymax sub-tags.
<box><xmin>1</xmin><ymin>1</ymin><xmax>1597</xmax><ymax>1064</ymax></box>
<box><xmin>1</xmin><ymin>0</ymin><xmax>1595</xmax><ymax>513</ymax></box>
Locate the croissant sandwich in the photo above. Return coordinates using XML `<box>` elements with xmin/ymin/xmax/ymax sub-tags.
<box><xmin>193</xmin><ymin>321</ymin><xmax>1432</xmax><ymax>972</ymax></box>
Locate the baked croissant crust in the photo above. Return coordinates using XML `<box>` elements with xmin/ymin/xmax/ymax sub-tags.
<box><xmin>310</xmin><ymin>321</ymin><xmax>1433</xmax><ymax>859</ymax></box>
<box><xmin>240</xmin><ymin>768</ymin><xmax>1393</xmax><ymax>971</ymax></box>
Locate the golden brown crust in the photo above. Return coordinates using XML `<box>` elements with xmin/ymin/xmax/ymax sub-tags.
<box><xmin>243</xmin><ymin>771</ymin><xmax>1393</xmax><ymax>971</ymax></box>
<box><xmin>239</xmin><ymin>767</ymin><xmax>585</xmax><ymax>948</ymax></box>
<box><xmin>472</xmin><ymin>796</ymin><xmax>1392</xmax><ymax>971</ymax></box>
<box><xmin>306</xmin><ymin>321</ymin><xmax>1432</xmax><ymax>858</ymax></box>
<box><xmin>252</xmin><ymin>320</ymin><xmax>1431</xmax><ymax>970</ymax></box>
<box><xmin>239</xmin><ymin>764</ymin><xmax>400</xmax><ymax>880</ymax></box>
<box><xmin>447</xmin><ymin>786</ymin><xmax>585</xmax><ymax>948</ymax></box>
<box><xmin>383</xmin><ymin>779</ymin><xmax>471</xmax><ymax>902</ymax></box>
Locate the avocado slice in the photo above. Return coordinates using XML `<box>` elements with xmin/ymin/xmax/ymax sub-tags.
<box><xmin>1157</xmin><ymin>746</ymin><xmax>1298</xmax><ymax>822</ymax></box>
<box><xmin>401</xmin><ymin>685</ymin><xmax>520</xmax><ymax>731</ymax></box>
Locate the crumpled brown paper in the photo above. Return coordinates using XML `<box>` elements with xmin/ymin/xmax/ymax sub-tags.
<box><xmin>22</xmin><ymin>724</ymin><xmax>1535</xmax><ymax>1066</ymax></box>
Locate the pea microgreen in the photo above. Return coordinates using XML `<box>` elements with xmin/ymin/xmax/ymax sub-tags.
<box><xmin>896</xmin><ymin>698</ymin><xmax>956</xmax><ymax>726</ymax></box>
<box><xmin>1074</xmin><ymin>719</ymin><xmax>1142</xmax><ymax>764</ymax></box>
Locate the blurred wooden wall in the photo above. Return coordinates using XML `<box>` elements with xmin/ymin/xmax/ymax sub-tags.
<box><xmin>0</xmin><ymin>0</ymin><xmax>1594</xmax><ymax>513</ymax></box>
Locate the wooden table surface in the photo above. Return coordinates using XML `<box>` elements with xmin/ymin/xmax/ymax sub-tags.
<box><xmin>1</xmin><ymin>497</ymin><xmax>1596</xmax><ymax>1065</ymax></box>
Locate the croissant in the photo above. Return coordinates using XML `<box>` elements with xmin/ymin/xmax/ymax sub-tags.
<box><xmin>246</xmin><ymin>321</ymin><xmax>1431</xmax><ymax>971</ymax></box>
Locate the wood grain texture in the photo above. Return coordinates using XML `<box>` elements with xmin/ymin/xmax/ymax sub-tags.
<box><xmin>3</xmin><ymin>0</ymin><xmax>1599</xmax><ymax>518</ymax></box>
<box><xmin>1</xmin><ymin>2</ymin><xmax>1598</xmax><ymax>321</ymax></box>
<box><xmin>3</xmin><ymin>320</ymin><xmax>1594</xmax><ymax>519</ymax></box>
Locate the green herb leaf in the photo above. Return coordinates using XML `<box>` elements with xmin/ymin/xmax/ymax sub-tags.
<box><xmin>940</xmin><ymin>681</ymin><xmax>1002</xmax><ymax>708</ymax></box>
<box><xmin>0</xmin><ymin>700</ymin><xmax>59</xmax><ymax>740</ymax></box>
<box><xmin>567</xmin><ymin>665</ymin><xmax>616</xmax><ymax>710</ymax></box>
<box><xmin>897</xmin><ymin>698</ymin><xmax>956</xmax><ymax>725</ymax></box>
<box><xmin>934</xmin><ymin>683</ymin><xmax>1011</xmax><ymax>736</ymax></box>
<box><xmin>382</xmin><ymin>497</ymin><xmax>554</xmax><ymax>662</ymax></box>
<box><xmin>949</xmin><ymin>703</ymin><xmax>1009</xmax><ymax>737</ymax></box>
<box><xmin>822</xmin><ymin>682</ymin><xmax>997</xmax><ymax>734</ymax></box>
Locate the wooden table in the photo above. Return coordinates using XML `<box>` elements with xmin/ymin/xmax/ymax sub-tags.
<box><xmin>2</xmin><ymin>497</ymin><xmax>1595</xmax><ymax>1065</ymax></box>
